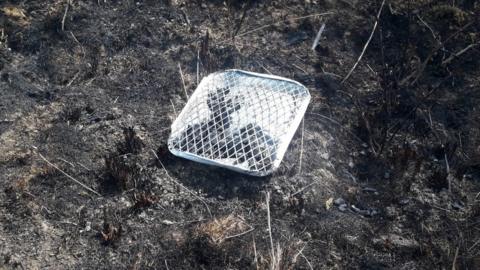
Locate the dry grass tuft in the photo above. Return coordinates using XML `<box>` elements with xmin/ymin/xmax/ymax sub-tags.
<box><xmin>9</xmin><ymin>163</ymin><xmax>59</xmax><ymax>193</ymax></box>
<box><xmin>132</xmin><ymin>192</ymin><xmax>158</xmax><ymax>209</ymax></box>
<box><xmin>119</xmin><ymin>127</ymin><xmax>144</xmax><ymax>155</ymax></box>
<box><xmin>100</xmin><ymin>222</ymin><xmax>122</xmax><ymax>245</ymax></box>
<box><xmin>195</xmin><ymin>215</ymin><xmax>250</xmax><ymax>245</ymax></box>
<box><xmin>1</xmin><ymin>6</ymin><xmax>30</xmax><ymax>26</ymax></box>
<box><xmin>104</xmin><ymin>154</ymin><xmax>139</xmax><ymax>190</ymax></box>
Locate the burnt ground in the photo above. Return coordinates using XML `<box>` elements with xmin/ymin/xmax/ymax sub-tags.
<box><xmin>0</xmin><ymin>0</ymin><xmax>479</xmax><ymax>269</ymax></box>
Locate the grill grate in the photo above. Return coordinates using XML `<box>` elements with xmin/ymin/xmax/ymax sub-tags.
<box><xmin>168</xmin><ymin>70</ymin><xmax>310</xmax><ymax>176</ymax></box>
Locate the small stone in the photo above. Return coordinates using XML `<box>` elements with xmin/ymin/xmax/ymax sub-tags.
<box><xmin>85</xmin><ymin>221</ymin><xmax>91</xmax><ymax>232</ymax></box>
<box><xmin>451</xmin><ymin>201</ymin><xmax>464</xmax><ymax>210</ymax></box>
<box><xmin>363</xmin><ymin>187</ymin><xmax>378</xmax><ymax>193</ymax></box>
<box><xmin>399</xmin><ymin>198</ymin><xmax>410</xmax><ymax>205</ymax></box>
<box><xmin>351</xmin><ymin>204</ymin><xmax>378</xmax><ymax>217</ymax></box>
<box><xmin>334</xmin><ymin>198</ymin><xmax>345</xmax><ymax>206</ymax></box>
<box><xmin>161</xmin><ymin>220</ymin><xmax>175</xmax><ymax>225</ymax></box>
<box><xmin>338</xmin><ymin>204</ymin><xmax>347</xmax><ymax>212</ymax></box>
<box><xmin>351</xmin><ymin>204</ymin><xmax>362</xmax><ymax>213</ymax></box>
<box><xmin>119</xmin><ymin>196</ymin><xmax>132</xmax><ymax>208</ymax></box>
<box><xmin>368</xmin><ymin>209</ymin><xmax>379</xmax><ymax>216</ymax></box>
<box><xmin>325</xmin><ymin>197</ymin><xmax>334</xmax><ymax>210</ymax></box>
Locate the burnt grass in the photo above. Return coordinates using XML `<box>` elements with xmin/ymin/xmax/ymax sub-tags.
<box><xmin>1</xmin><ymin>0</ymin><xmax>479</xmax><ymax>269</ymax></box>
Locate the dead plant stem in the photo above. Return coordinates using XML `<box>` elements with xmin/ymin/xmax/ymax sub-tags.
<box><xmin>178</xmin><ymin>63</ymin><xmax>189</xmax><ymax>100</ymax></box>
<box><xmin>34</xmin><ymin>146</ymin><xmax>101</xmax><ymax>197</ymax></box>
<box><xmin>298</xmin><ymin>117</ymin><xmax>305</xmax><ymax>174</ymax></box>
<box><xmin>235</xmin><ymin>12</ymin><xmax>333</xmax><ymax>39</ymax></box>
<box><xmin>266</xmin><ymin>191</ymin><xmax>276</xmax><ymax>270</ymax></box>
<box><xmin>61</xmin><ymin>0</ymin><xmax>71</xmax><ymax>31</ymax></box>
<box><xmin>342</xmin><ymin>0</ymin><xmax>385</xmax><ymax>84</ymax></box>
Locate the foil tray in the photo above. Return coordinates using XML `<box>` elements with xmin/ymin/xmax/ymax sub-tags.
<box><xmin>168</xmin><ymin>69</ymin><xmax>310</xmax><ymax>176</ymax></box>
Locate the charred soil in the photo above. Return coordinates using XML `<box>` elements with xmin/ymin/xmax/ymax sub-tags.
<box><xmin>1</xmin><ymin>0</ymin><xmax>479</xmax><ymax>269</ymax></box>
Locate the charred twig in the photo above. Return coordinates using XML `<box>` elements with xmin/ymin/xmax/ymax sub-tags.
<box><xmin>445</xmin><ymin>152</ymin><xmax>454</xmax><ymax>193</ymax></box>
<box><xmin>66</xmin><ymin>70</ymin><xmax>80</xmax><ymax>87</ymax></box>
<box><xmin>452</xmin><ymin>246</ymin><xmax>459</xmax><ymax>270</ymax></box>
<box><xmin>0</xmin><ymin>28</ymin><xmax>7</xmax><ymax>47</ymax></box>
<box><xmin>33</xmin><ymin>146</ymin><xmax>102</xmax><ymax>197</ymax></box>
<box><xmin>298</xmin><ymin>118</ymin><xmax>305</xmax><ymax>174</ymax></box>
<box><xmin>235</xmin><ymin>12</ymin><xmax>334</xmax><ymax>39</ymax></box>
<box><xmin>290</xmin><ymin>182</ymin><xmax>316</xmax><ymax>198</ymax></box>
<box><xmin>58</xmin><ymin>157</ymin><xmax>75</xmax><ymax>168</ymax></box>
<box><xmin>366</xmin><ymin>64</ymin><xmax>377</xmax><ymax>75</ymax></box>
<box><xmin>300</xmin><ymin>252</ymin><xmax>313</xmax><ymax>270</ymax></box>
<box><xmin>257</xmin><ymin>61</ymin><xmax>273</xmax><ymax>74</ymax></box>
<box><xmin>342</xmin><ymin>0</ymin><xmax>385</xmax><ymax>84</ymax></box>
<box><xmin>170</xmin><ymin>99</ymin><xmax>178</xmax><ymax>117</ymax></box>
<box><xmin>180</xmin><ymin>9</ymin><xmax>190</xmax><ymax>25</ymax></box>
<box><xmin>376</xmin><ymin>83</ymin><xmax>443</xmax><ymax>156</ymax></box>
<box><xmin>200</xmin><ymin>30</ymin><xmax>210</xmax><ymax>72</ymax></box>
<box><xmin>266</xmin><ymin>191</ymin><xmax>276</xmax><ymax>269</ymax></box>
<box><xmin>307</xmin><ymin>112</ymin><xmax>364</xmax><ymax>143</ymax></box>
<box><xmin>178</xmin><ymin>63</ymin><xmax>189</xmax><ymax>100</ymax></box>
<box><xmin>292</xmin><ymin>244</ymin><xmax>306</xmax><ymax>265</ymax></box>
<box><xmin>292</xmin><ymin>63</ymin><xmax>307</xmax><ymax>74</ymax></box>
<box><xmin>468</xmin><ymin>238</ymin><xmax>480</xmax><ymax>252</ymax></box>
<box><xmin>400</xmin><ymin>22</ymin><xmax>474</xmax><ymax>86</ymax></box>
<box><xmin>233</xmin><ymin>2</ymin><xmax>251</xmax><ymax>37</ymax></box>
<box><xmin>417</xmin><ymin>14</ymin><xmax>438</xmax><ymax>42</ymax></box>
<box><xmin>442</xmin><ymin>43</ymin><xmax>479</xmax><ymax>66</ymax></box>
<box><xmin>253</xmin><ymin>236</ymin><xmax>259</xmax><ymax>270</ymax></box>
<box><xmin>222</xmin><ymin>223</ymin><xmax>254</xmax><ymax>241</ymax></box>
<box><xmin>69</xmin><ymin>31</ymin><xmax>85</xmax><ymax>57</ymax></box>
<box><xmin>196</xmin><ymin>48</ymin><xmax>200</xmax><ymax>84</ymax></box>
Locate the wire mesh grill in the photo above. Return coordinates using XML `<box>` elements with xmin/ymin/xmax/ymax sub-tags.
<box><xmin>168</xmin><ymin>70</ymin><xmax>310</xmax><ymax>176</ymax></box>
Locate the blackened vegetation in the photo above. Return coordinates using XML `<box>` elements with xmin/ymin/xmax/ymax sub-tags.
<box><xmin>0</xmin><ymin>0</ymin><xmax>479</xmax><ymax>269</ymax></box>
<box><xmin>132</xmin><ymin>191</ymin><xmax>158</xmax><ymax>210</ymax></box>
<box><xmin>118</xmin><ymin>127</ymin><xmax>144</xmax><ymax>155</ymax></box>
<box><xmin>103</xmin><ymin>127</ymin><xmax>146</xmax><ymax>191</ymax></box>
<box><xmin>100</xmin><ymin>210</ymin><xmax>122</xmax><ymax>245</ymax></box>
<box><xmin>100</xmin><ymin>221</ymin><xmax>122</xmax><ymax>245</ymax></box>
<box><xmin>104</xmin><ymin>154</ymin><xmax>140</xmax><ymax>191</ymax></box>
<box><xmin>155</xmin><ymin>142</ymin><xmax>177</xmax><ymax>166</ymax></box>
<box><xmin>342</xmin><ymin>1</ymin><xmax>479</xmax><ymax>268</ymax></box>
